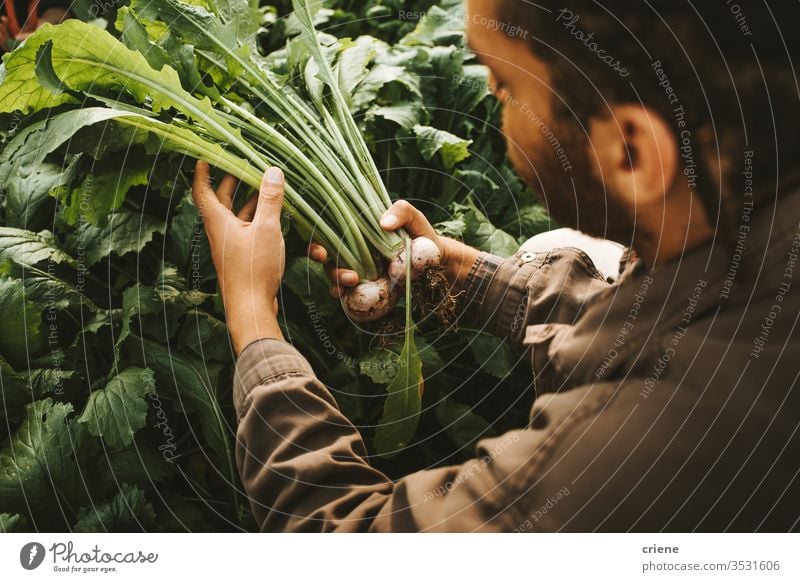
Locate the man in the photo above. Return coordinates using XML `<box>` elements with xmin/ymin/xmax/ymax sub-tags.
<box><xmin>192</xmin><ymin>0</ymin><xmax>799</xmax><ymax>531</ymax></box>
<box><xmin>0</xmin><ymin>0</ymin><xmax>72</xmax><ymax>52</ymax></box>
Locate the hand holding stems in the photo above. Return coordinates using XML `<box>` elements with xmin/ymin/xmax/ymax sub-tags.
<box><xmin>191</xmin><ymin>161</ymin><xmax>286</xmax><ymax>355</ymax></box>
<box><xmin>309</xmin><ymin>200</ymin><xmax>482</xmax><ymax>297</ymax></box>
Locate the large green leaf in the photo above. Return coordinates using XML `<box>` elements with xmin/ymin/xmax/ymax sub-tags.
<box><xmin>65</xmin><ymin>209</ymin><xmax>166</xmax><ymax>267</ymax></box>
<box><xmin>0</xmin><ymin>277</ymin><xmax>43</xmax><ymax>369</ymax></box>
<box><xmin>0</xmin><ymin>512</ymin><xmax>28</xmax><ymax>532</ymax></box>
<box><xmin>73</xmin><ymin>483</ymin><xmax>157</xmax><ymax>532</ymax></box>
<box><xmin>282</xmin><ymin>257</ymin><xmax>337</xmax><ymax>318</ymax></box>
<box><xmin>414</xmin><ymin>125</ymin><xmax>472</xmax><ymax>170</ymax></box>
<box><xmin>0</xmin><ymin>398</ymin><xmax>78</xmax><ymax>507</ymax></box>
<box><xmin>62</xmin><ymin>159</ymin><xmax>152</xmax><ymax>227</ymax></box>
<box><xmin>132</xmin><ymin>338</ymin><xmax>231</xmax><ymax>477</ymax></box>
<box><xmin>78</xmin><ymin>367</ymin><xmax>156</xmax><ymax>449</ymax></box>
<box><xmin>0</xmin><ymin>24</ymin><xmax>76</xmax><ymax>114</ymax></box>
<box><xmin>0</xmin><ymin>228</ymin><xmax>74</xmax><ymax>267</ymax></box>
<box><xmin>435</xmin><ymin>399</ymin><xmax>496</xmax><ymax>449</ymax></box>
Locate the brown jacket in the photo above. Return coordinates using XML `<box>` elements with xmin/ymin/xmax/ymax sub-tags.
<box><xmin>233</xmin><ymin>189</ymin><xmax>800</xmax><ymax>532</ymax></box>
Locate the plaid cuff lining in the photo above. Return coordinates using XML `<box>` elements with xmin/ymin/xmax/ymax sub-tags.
<box><xmin>460</xmin><ymin>253</ymin><xmax>504</xmax><ymax>322</ymax></box>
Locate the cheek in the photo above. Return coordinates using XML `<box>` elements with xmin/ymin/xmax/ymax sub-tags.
<box><xmin>502</xmin><ymin>105</ymin><xmax>535</xmax><ymax>170</ymax></box>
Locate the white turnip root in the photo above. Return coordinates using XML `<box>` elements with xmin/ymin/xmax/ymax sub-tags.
<box><xmin>342</xmin><ymin>277</ymin><xmax>399</xmax><ymax>322</ymax></box>
<box><xmin>388</xmin><ymin>237</ymin><xmax>441</xmax><ymax>285</ymax></box>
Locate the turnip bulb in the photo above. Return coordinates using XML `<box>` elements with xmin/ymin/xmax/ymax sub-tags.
<box><xmin>342</xmin><ymin>278</ymin><xmax>399</xmax><ymax>322</ymax></box>
<box><xmin>388</xmin><ymin>237</ymin><xmax>442</xmax><ymax>285</ymax></box>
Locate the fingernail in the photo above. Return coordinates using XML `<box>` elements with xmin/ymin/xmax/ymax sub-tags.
<box><xmin>380</xmin><ymin>214</ymin><xmax>398</xmax><ymax>229</ymax></box>
<box><xmin>343</xmin><ymin>273</ymin><xmax>359</xmax><ymax>286</ymax></box>
<box><xmin>265</xmin><ymin>167</ymin><xmax>283</xmax><ymax>185</ymax></box>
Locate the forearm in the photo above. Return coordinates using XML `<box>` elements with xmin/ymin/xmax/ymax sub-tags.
<box><xmin>458</xmin><ymin>248</ymin><xmax>612</xmax><ymax>351</ymax></box>
<box><xmin>225</xmin><ymin>296</ymin><xmax>284</xmax><ymax>356</ymax></box>
<box><xmin>233</xmin><ymin>339</ymin><xmax>517</xmax><ymax>532</ymax></box>
<box><xmin>234</xmin><ymin>339</ymin><xmax>394</xmax><ymax>531</ymax></box>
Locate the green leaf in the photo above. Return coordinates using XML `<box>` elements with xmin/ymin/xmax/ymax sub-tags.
<box><xmin>325</xmin><ymin>362</ymin><xmax>366</xmax><ymax>421</ymax></box>
<box><xmin>510</xmin><ymin>204</ymin><xmax>554</xmax><ymax>238</ymax></box>
<box><xmin>367</xmin><ymin>103</ymin><xmax>426</xmax><ymax>130</ymax></box>
<box><xmin>414</xmin><ymin>125</ymin><xmax>472</xmax><ymax>170</ymax></box>
<box><xmin>65</xmin><ymin>209</ymin><xmax>166</xmax><ymax>267</ymax></box>
<box><xmin>0</xmin><ymin>228</ymin><xmax>74</xmax><ymax>267</ymax></box>
<box><xmin>352</xmin><ymin>63</ymin><xmax>422</xmax><ymax>111</ymax></box>
<box><xmin>0</xmin><ymin>24</ymin><xmax>76</xmax><ymax>114</ymax></box>
<box><xmin>0</xmin><ymin>356</ymin><xmax>74</xmax><ymax>419</ymax></box>
<box><xmin>132</xmin><ymin>338</ymin><xmax>231</xmax><ymax>477</ymax></box>
<box><xmin>0</xmin><ymin>512</ymin><xmax>28</xmax><ymax>532</ymax></box>
<box><xmin>468</xmin><ymin>332</ymin><xmax>514</xmax><ymax>380</ymax></box>
<box><xmin>78</xmin><ymin>367</ymin><xmax>156</xmax><ymax>449</ymax></box>
<box><xmin>0</xmin><ymin>107</ymin><xmax>148</xmax><ymax>231</ymax></box>
<box><xmin>282</xmin><ymin>257</ymin><xmax>337</xmax><ymax>317</ymax></box>
<box><xmin>336</xmin><ymin>37</ymin><xmax>377</xmax><ymax>99</ymax></box>
<box><xmin>441</xmin><ymin>202</ymin><xmax>520</xmax><ymax>258</ymax></box>
<box><xmin>373</xmin><ymin>333</ymin><xmax>423</xmax><ymax>457</ymax></box>
<box><xmin>103</xmin><ymin>447</ymin><xmax>174</xmax><ymax>486</ymax></box>
<box><xmin>177</xmin><ymin>310</ymin><xmax>231</xmax><ymax>362</ymax></box>
<box><xmin>0</xmin><ymin>356</ymin><xmax>28</xmax><ymax>417</ymax></box>
<box><xmin>0</xmin><ymin>276</ymin><xmax>43</xmax><ymax>368</ymax></box>
<box><xmin>0</xmin><ymin>398</ymin><xmax>78</xmax><ymax>508</ymax></box>
<box><xmin>167</xmin><ymin>195</ymin><xmax>212</xmax><ymax>277</ymax></box>
<box><xmin>401</xmin><ymin>5</ymin><xmax>465</xmax><ymax>47</ymax></box>
<box><xmin>61</xmin><ymin>159</ymin><xmax>152</xmax><ymax>227</ymax></box>
<box><xmin>73</xmin><ymin>483</ymin><xmax>157</xmax><ymax>532</ymax></box>
<box><xmin>435</xmin><ymin>400</ymin><xmax>496</xmax><ymax>449</ymax></box>
<box><xmin>359</xmin><ymin>349</ymin><xmax>398</xmax><ymax>385</ymax></box>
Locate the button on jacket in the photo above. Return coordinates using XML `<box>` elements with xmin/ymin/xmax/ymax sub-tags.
<box><xmin>233</xmin><ymin>189</ymin><xmax>800</xmax><ymax>532</ymax></box>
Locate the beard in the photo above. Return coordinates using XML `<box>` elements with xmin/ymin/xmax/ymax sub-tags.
<box><xmin>507</xmin><ymin>112</ymin><xmax>637</xmax><ymax>247</ymax></box>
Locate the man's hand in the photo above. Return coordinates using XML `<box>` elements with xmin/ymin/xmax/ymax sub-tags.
<box><xmin>309</xmin><ymin>200</ymin><xmax>482</xmax><ymax>297</ymax></box>
<box><xmin>192</xmin><ymin>161</ymin><xmax>285</xmax><ymax>354</ymax></box>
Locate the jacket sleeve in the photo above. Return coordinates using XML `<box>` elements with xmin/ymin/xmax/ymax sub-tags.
<box><xmin>459</xmin><ymin>248</ymin><xmax>612</xmax><ymax>353</ymax></box>
<box><xmin>234</xmin><ymin>339</ymin><xmax>531</xmax><ymax>532</ymax></box>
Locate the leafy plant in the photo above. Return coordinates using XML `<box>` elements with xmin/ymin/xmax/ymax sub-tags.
<box><xmin>0</xmin><ymin>0</ymin><xmax>549</xmax><ymax>531</ymax></box>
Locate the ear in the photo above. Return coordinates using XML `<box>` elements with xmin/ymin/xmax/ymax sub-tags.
<box><xmin>588</xmin><ymin>105</ymin><xmax>678</xmax><ymax>210</ymax></box>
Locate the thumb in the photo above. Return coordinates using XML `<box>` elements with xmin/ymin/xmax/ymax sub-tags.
<box><xmin>254</xmin><ymin>167</ymin><xmax>285</xmax><ymax>225</ymax></box>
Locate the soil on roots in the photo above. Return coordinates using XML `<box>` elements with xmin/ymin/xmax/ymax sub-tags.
<box><xmin>412</xmin><ymin>265</ymin><xmax>459</xmax><ymax>329</ymax></box>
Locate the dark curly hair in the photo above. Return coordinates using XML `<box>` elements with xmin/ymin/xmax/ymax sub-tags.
<box><xmin>497</xmin><ymin>0</ymin><xmax>800</xmax><ymax>240</ymax></box>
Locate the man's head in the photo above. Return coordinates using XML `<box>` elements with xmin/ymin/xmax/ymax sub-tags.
<box><xmin>466</xmin><ymin>0</ymin><xmax>799</xmax><ymax>264</ymax></box>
